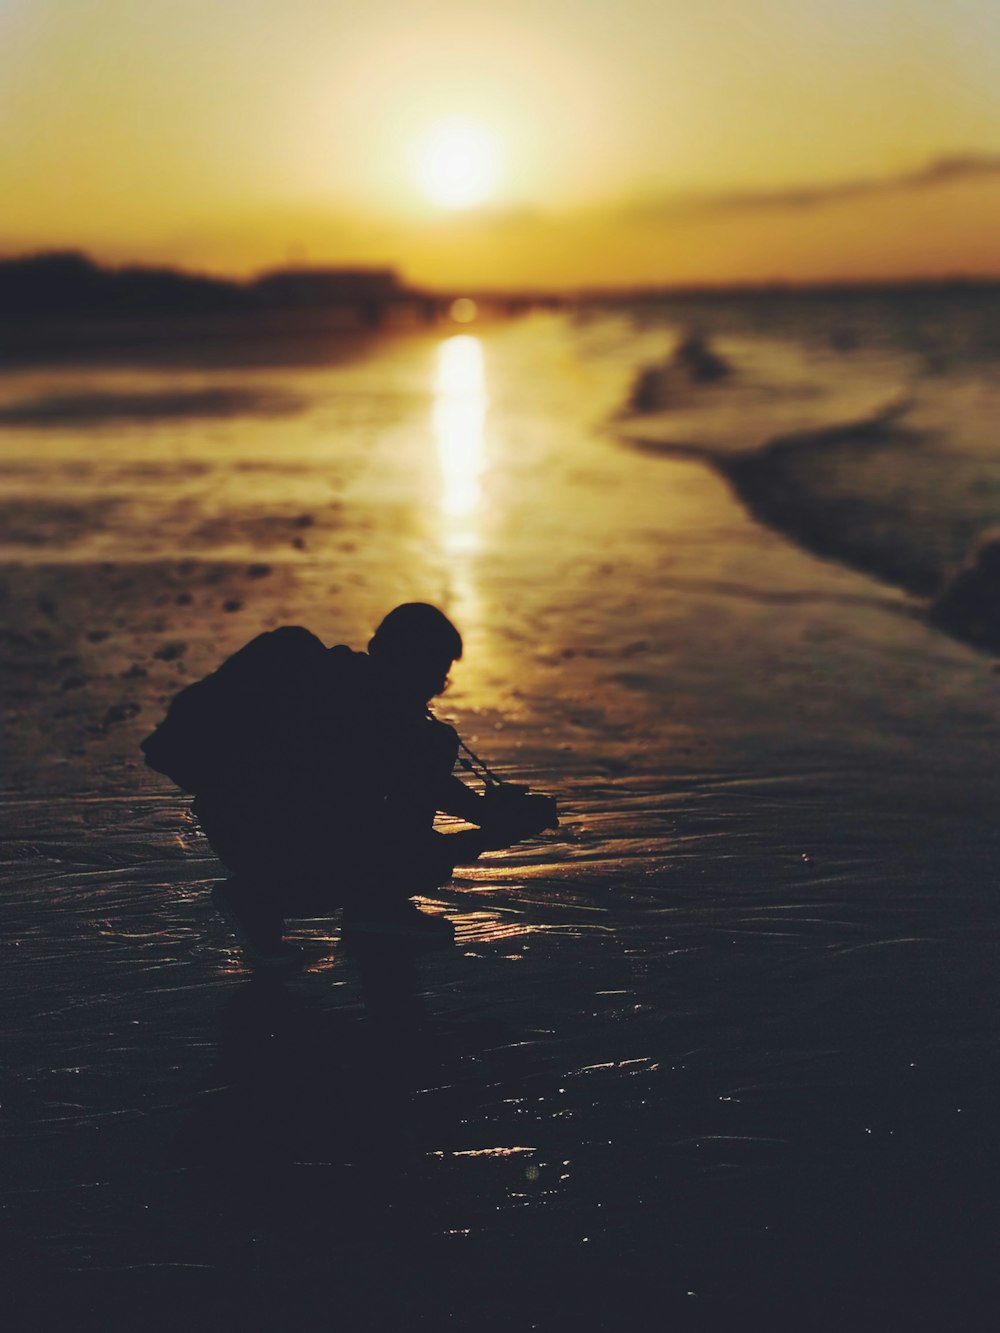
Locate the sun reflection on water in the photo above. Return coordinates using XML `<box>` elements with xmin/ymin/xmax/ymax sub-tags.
<box><xmin>432</xmin><ymin>334</ymin><xmax>488</xmax><ymax>543</ymax></box>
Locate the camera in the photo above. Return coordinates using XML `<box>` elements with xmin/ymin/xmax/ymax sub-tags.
<box><xmin>479</xmin><ymin>782</ymin><xmax>559</xmax><ymax>845</ymax></box>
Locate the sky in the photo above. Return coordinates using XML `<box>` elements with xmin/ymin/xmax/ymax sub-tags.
<box><xmin>2</xmin><ymin>0</ymin><xmax>1000</xmax><ymax>288</ymax></box>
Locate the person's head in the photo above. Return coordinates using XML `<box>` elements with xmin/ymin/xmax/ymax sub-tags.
<box><xmin>368</xmin><ymin>603</ymin><xmax>463</xmax><ymax>706</ymax></box>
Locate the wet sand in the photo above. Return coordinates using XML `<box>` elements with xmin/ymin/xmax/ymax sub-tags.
<box><xmin>3</xmin><ymin>315</ymin><xmax>1000</xmax><ymax>1329</ymax></box>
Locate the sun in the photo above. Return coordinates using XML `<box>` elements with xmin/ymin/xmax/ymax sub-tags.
<box><xmin>412</xmin><ymin>118</ymin><xmax>500</xmax><ymax>210</ymax></box>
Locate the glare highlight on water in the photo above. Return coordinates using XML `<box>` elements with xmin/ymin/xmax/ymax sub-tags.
<box><xmin>432</xmin><ymin>334</ymin><xmax>488</xmax><ymax>536</ymax></box>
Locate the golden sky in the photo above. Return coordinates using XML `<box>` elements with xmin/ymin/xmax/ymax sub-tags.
<box><xmin>3</xmin><ymin>0</ymin><xmax>1000</xmax><ymax>287</ymax></box>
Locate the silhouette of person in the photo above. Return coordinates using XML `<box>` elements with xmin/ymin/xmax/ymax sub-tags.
<box><xmin>169</xmin><ymin>603</ymin><xmax>555</xmax><ymax>966</ymax></box>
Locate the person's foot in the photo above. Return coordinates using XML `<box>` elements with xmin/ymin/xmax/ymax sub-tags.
<box><xmin>341</xmin><ymin>900</ymin><xmax>456</xmax><ymax>950</ymax></box>
<box><xmin>210</xmin><ymin>880</ymin><xmax>304</xmax><ymax>971</ymax></box>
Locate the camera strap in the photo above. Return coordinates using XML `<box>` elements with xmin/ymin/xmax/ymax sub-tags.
<box><xmin>456</xmin><ymin>737</ymin><xmax>505</xmax><ymax>790</ymax></box>
<box><xmin>427</xmin><ymin>709</ymin><xmax>505</xmax><ymax>790</ymax></box>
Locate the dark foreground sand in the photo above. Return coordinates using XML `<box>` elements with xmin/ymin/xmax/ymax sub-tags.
<box><xmin>2</xmin><ymin>316</ymin><xmax>999</xmax><ymax>1330</ymax></box>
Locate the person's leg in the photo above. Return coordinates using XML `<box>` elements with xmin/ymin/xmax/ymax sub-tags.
<box><xmin>340</xmin><ymin>895</ymin><xmax>456</xmax><ymax>946</ymax></box>
<box><xmin>339</xmin><ymin>830</ymin><xmax>472</xmax><ymax>945</ymax></box>
<box><xmin>210</xmin><ymin>877</ymin><xmax>301</xmax><ymax>969</ymax></box>
<box><xmin>197</xmin><ymin>806</ymin><xmax>305</xmax><ymax>967</ymax></box>
<box><xmin>200</xmin><ymin>807</ymin><xmax>477</xmax><ymax>951</ymax></box>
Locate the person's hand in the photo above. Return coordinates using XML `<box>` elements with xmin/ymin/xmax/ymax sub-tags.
<box><xmin>478</xmin><ymin>788</ymin><xmax>558</xmax><ymax>848</ymax></box>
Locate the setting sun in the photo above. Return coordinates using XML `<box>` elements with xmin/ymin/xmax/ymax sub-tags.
<box><xmin>412</xmin><ymin>119</ymin><xmax>500</xmax><ymax>210</ymax></box>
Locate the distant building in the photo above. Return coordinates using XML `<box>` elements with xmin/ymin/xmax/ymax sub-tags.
<box><xmin>251</xmin><ymin>267</ymin><xmax>405</xmax><ymax>309</ymax></box>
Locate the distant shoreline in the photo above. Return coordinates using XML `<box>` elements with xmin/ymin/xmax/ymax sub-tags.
<box><xmin>0</xmin><ymin>307</ymin><xmax>419</xmax><ymax>370</ymax></box>
<box><xmin>2</xmin><ymin>249</ymin><xmax>999</xmax><ymax>322</ymax></box>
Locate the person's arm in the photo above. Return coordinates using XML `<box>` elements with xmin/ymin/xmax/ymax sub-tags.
<box><xmin>436</xmin><ymin>773</ymin><xmax>488</xmax><ymax>824</ymax></box>
<box><xmin>437</xmin><ymin>775</ymin><xmax>559</xmax><ymax>855</ymax></box>
<box><xmin>433</xmin><ymin>818</ymin><xmax>526</xmax><ymax>872</ymax></box>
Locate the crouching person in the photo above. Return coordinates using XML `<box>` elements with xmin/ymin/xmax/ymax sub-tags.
<box><xmin>142</xmin><ymin>603</ymin><xmax>557</xmax><ymax>968</ymax></box>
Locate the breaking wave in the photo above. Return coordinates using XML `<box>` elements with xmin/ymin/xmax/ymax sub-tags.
<box><xmin>612</xmin><ymin>321</ymin><xmax>1000</xmax><ymax>653</ymax></box>
<box><xmin>929</xmin><ymin>531</ymin><xmax>1000</xmax><ymax>653</ymax></box>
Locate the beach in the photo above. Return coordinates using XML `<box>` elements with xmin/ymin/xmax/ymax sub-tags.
<box><xmin>3</xmin><ymin>304</ymin><xmax>1000</xmax><ymax>1329</ymax></box>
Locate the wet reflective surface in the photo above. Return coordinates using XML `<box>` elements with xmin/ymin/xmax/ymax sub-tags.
<box><xmin>2</xmin><ymin>313</ymin><xmax>1000</xmax><ymax>1327</ymax></box>
<box><xmin>5</xmin><ymin>779</ymin><xmax>1000</xmax><ymax>1327</ymax></box>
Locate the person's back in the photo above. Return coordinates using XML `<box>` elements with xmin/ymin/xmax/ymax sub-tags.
<box><xmin>192</xmin><ymin>631</ymin><xmax>368</xmax><ymax>835</ymax></box>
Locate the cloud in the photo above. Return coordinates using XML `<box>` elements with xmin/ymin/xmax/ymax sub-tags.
<box><xmin>624</xmin><ymin>152</ymin><xmax>1000</xmax><ymax>221</ymax></box>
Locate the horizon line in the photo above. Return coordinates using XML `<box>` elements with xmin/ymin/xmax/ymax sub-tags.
<box><xmin>2</xmin><ymin>248</ymin><xmax>1000</xmax><ymax>302</ymax></box>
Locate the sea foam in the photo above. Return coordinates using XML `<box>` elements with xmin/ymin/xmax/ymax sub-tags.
<box><xmin>611</xmin><ymin>312</ymin><xmax>1000</xmax><ymax>653</ymax></box>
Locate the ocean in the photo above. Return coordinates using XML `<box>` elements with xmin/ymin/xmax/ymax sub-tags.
<box><xmin>2</xmin><ymin>291</ymin><xmax>999</xmax><ymax>1328</ymax></box>
<box><xmin>597</xmin><ymin>287</ymin><xmax>1000</xmax><ymax>624</ymax></box>
<box><xmin>6</xmin><ymin>286</ymin><xmax>999</xmax><ymax>632</ymax></box>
